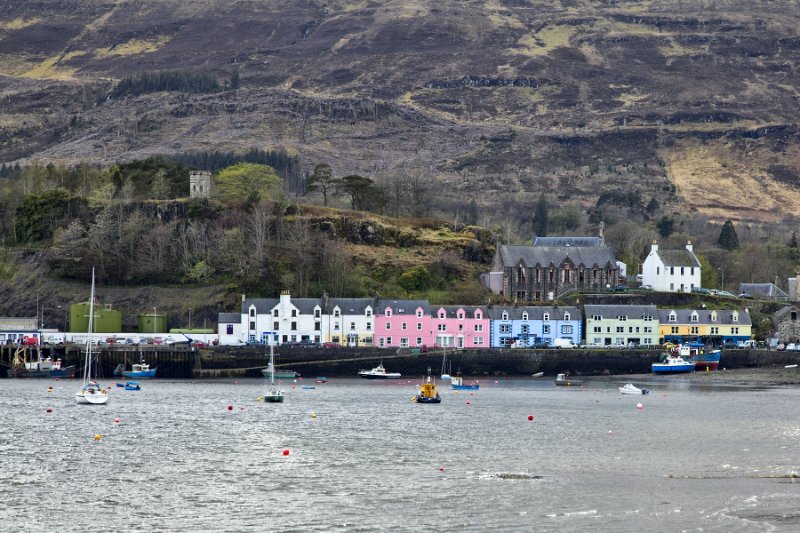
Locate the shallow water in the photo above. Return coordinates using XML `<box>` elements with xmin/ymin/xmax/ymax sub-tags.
<box><xmin>1</xmin><ymin>377</ymin><xmax>799</xmax><ymax>532</ymax></box>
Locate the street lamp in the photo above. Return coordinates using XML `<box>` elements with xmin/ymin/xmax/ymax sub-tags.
<box><xmin>718</xmin><ymin>268</ymin><xmax>725</xmax><ymax>291</ymax></box>
<box><xmin>189</xmin><ymin>308</ymin><xmax>193</xmax><ymax>330</ymax></box>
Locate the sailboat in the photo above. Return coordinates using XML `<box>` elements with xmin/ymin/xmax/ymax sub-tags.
<box><xmin>260</xmin><ymin>343</ymin><xmax>284</xmax><ymax>403</ymax></box>
<box><xmin>440</xmin><ymin>347</ymin><xmax>452</xmax><ymax>381</ymax></box>
<box><xmin>75</xmin><ymin>268</ymin><xmax>109</xmax><ymax>405</ymax></box>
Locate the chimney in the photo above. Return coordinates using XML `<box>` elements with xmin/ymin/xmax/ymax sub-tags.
<box><xmin>686</xmin><ymin>240</ymin><xmax>693</xmax><ymax>253</ymax></box>
<box><xmin>650</xmin><ymin>240</ymin><xmax>658</xmax><ymax>254</ymax></box>
<box><xmin>598</xmin><ymin>221</ymin><xmax>605</xmax><ymax>245</ymax></box>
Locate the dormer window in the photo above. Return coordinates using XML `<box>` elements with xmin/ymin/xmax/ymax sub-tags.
<box><xmin>732</xmin><ymin>311</ymin><xmax>739</xmax><ymax>322</ymax></box>
<box><xmin>710</xmin><ymin>311</ymin><xmax>717</xmax><ymax>322</ymax></box>
<box><xmin>334</xmin><ymin>309</ymin><xmax>340</xmax><ymax>317</ymax></box>
<box><xmin>564</xmin><ymin>312</ymin><xmax>570</xmax><ymax>321</ymax></box>
<box><xmin>366</xmin><ymin>309</ymin><xmax>373</xmax><ymax>317</ymax></box>
<box><xmin>669</xmin><ymin>312</ymin><xmax>677</xmax><ymax>322</ymax></box>
<box><xmin>521</xmin><ymin>312</ymin><xmax>528</xmax><ymax>321</ymax></box>
<box><xmin>475</xmin><ymin>311</ymin><xmax>482</xmax><ymax>320</ymax></box>
<box><xmin>502</xmin><ymin>312</ymin><xmax>509</xmax><ymax>321</ymax></box>
<box><xmin>457</xmin><ymin>312</ymin><xmax>465</xmax><ymax>320</ymax></box>
<box><xmin>690</xmin><ymin>312</ymin><xmax>699</xmax><ymax>323</ymax></box>
<box><xmin>314</xmin><ymin>309</ymin><xmax>321</xmax><ymax>318</ymax></box>
<box><xmin>416</xmin><ymin>309</ymin><xmax>423</xmax><ymax>318</ymax></box>
<box><xmin>438</xmin><ymin>310</ymin><xmax>446</xmax><ymax>319</ymax></box>
<box><xmin>385</xmin><ymin>309</ymin><xmax>392</xmax><ymax>317</ymax></box>
<box><xmin>249</xmin><ymin>308</ymin><xmax>255</xmax><ymax>317</ymax></box>
<box><xmin>543</xmin><ymin>313</ymin><xmax>550</xmax><ymax>321</ymax></box>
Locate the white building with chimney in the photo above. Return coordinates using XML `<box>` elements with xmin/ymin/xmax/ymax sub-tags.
<box><xmin>641</xmin><ymin>241</ymin><xmax>702</xmax><ymax>293</ymax></box>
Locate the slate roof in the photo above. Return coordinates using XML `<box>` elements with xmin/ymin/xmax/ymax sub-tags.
<box><xmin>434</xmin><ymin>305</ymin><xmax>487</xmax><ymax>318</ymax></box>
<box><xmin>328</xmin><ymin>298</ymin><xmax>376</xmax><ymax>314</ymax></box>
<box><xmin>656</xmin><ymin>249</ymin><xmax>701</xmax><ymax>267</ymax></box>
<box><xmin>218</xmin><ymin>313</ymin><xmax>242</xmax><ymax>324</ymax></box>
<box><xmin>584</xmin><ymin>305</ymin><xmax>658</xmax><ymax>319</ymax></box>
<box><xmin>498</xmin><ymin>245</ymin><xmax>617</xmax><ymax>268</ymax></box>
<box><xmin>657</xmin><ymin>309</ymin><xmax>752</xmax><ymax>326</ymax></box>
<box><xmin>737</xmin><ymin>283</ymin><xmax>789</xmax><ymax>299</ymax></box>
<box><xmin>377</xmin><ymin>299</ymin><xmax>430</xmax><ymax>315</ymax></box>
<box><xmin>486</xmin><ymin>306</ymin><xmax>580</xmax><ymax>320</ymax></box>
<box><xmin>242</xmin><ymin>297</ymin><xmax>321</xmax><ymax>314</ymax></box>
<box><xmin>533</xmin><ymin>236</ymin><xmax>602</xmax><ymax>247</ymax></box>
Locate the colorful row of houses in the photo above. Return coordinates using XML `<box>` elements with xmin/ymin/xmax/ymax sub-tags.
<box><xmin>217</xmin><ymin>292</ymin><xmax>752</xmax><ymax>348</ymax></box>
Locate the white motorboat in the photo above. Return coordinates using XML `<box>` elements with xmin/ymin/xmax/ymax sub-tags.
<box><xmin>618</xmin><ymin>383</ymin><xmax>650</xmax><ymax>395</ymax></box>
<box><xmin>358</xmin><ymin>363</ymin><xmax>401</xmax><ymax>379</ymax></box>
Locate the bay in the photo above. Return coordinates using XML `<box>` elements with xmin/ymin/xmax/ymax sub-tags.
<box><xmin>1</xmin><ymin>377</ymin><xmax>799</xmax><ymax>532</ymax></box>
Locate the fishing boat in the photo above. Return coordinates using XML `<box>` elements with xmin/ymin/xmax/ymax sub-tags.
<box><xmin>114</xmin><ymin>357</ymin><xmax>157</xmax><ymax>379</ymax></box>
<box><xmin>651</xmin><ymin>355</ymin><xmax>695</xmax><ymax>374</ymax></box>
<box><xmin>7</xmin><ymin>347</ymin><xmax>76</xmax><ymax>378</ymax></box>
<box><xmin>618</xmin><ymin>383</ymin><xmax>649</xmax><ymax>395</ymax></box>
<box><xmin>414</xmin><ymin>375</ymin><xmax>441</xmax><ymax>404</ymax></box>
<box><xmin>672</xmin><ymin>344</ymin><xmax>721</xmax><ymax>371</ymax></box>
<box><xmin>358</xmin><ymin>363</ymin><xmax>401</xmax><ymax>379</ymax></box>
<box><xmin>75</xmin><ymin>269</ymin><xmax>109</xmax><ymax>405</ymax></box>
<box><xmin>555</xmin><ymin>373</ymin><xmax>584</xmax><ymax>386</ymax></box>
<box><xmin>260</xmin><ymin>344</ymin><xmax>284</xmax><ymax>403</ymax></box>
<box><xmin>451</xmin><ymin>375</ymin><xmax>479</xmax><ymax>390</ymax></box>
<box><xmin>314</xmin><ymin>377</ymin><xmax>328</xmax><ymax>383</ymax></box>
<box><xmin>260</xmin><ymin>363</ymin><xmax>300</xmax><ymax>379</ymax></box>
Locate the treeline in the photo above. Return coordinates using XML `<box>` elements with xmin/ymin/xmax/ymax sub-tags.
<box><xmin>110</xmin><ymin>70</ymin><xmax>221</xmax><ymax>98</ymax></box>
<box><xmin>168</xmin><ymin>148</ymin><xmax>305</xmax><ymax>195</ymax></box>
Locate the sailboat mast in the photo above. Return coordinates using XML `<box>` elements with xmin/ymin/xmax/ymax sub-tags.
<box><xmin>84</xmin><ymin>268</ymin><xmax>96</xmax><ymax>383</ymax></box>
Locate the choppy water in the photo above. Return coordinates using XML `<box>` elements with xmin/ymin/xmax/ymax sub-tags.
<box><xmin>1</xmin><ymin>376</ymin><xmax>800</xmax><ymax>532</ymax></box>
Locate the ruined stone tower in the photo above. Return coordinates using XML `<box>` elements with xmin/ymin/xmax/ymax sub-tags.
<box><xmin>189</xmin><ymin>171</ymin><xmax>213</xmax><ymax>198</ymax></box>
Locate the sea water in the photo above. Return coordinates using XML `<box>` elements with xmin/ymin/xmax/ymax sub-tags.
<box><xmin>1</xmin><ymin>377</ymin><xmax>799</xmax><ymax>532</ymax></box>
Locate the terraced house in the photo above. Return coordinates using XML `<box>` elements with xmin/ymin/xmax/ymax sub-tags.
<box><xmin>584</xmin><ymin>305</ymin><xmax>660</xmax><ymax>347</ymax></box>
<box><xmin>658</xmin><ymin>309</ymin><xmax>752</xmax><ymax>346</ymax></box>
<box><xmin>487</xmin><ymin>306</ymin><xmax>582</xmax><ymax>348</ymax></box>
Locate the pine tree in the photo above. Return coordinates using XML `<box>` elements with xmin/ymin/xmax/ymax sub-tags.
<box><xmin>718</xmin><ymin>220</ymin><xmax>739</xmax><ymax>250</ymax></box>
<box><xmin>789</xmin><ymin>231</ymin><xmax>798</xmax><ymax>249</ymax></box>
<box><xmin>532</xmin><ymin>193</ymin><xmax>549</xmax><ymax>237</ymax></box>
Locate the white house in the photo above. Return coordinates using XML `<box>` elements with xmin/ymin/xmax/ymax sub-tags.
<box><xmin>642</xmin><ymin>241</ymin><xmax>701</xmax><ymax>293</ymax></box>
<box><xmin>324</xmin><ymin>298</ymin><xmax>375</xmax><ymax>346</ymax></box>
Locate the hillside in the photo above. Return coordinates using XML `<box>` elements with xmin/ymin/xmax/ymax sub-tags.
<box><xmin>3</xmin><ymin>1</ymin><xmax>800</xmax><ymax>226</ymax></box>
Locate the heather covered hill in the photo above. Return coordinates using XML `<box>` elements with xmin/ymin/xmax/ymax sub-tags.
<box><xmin>2</xmin><ymin>1</ymin><xmax>800</xmax><ymax>225</ymax></box>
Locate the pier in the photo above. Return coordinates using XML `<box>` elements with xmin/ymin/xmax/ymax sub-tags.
<box><xmin>2</xmin><ymin>344</ymin><xmax>797</xmax><ymax>379</ymax></box>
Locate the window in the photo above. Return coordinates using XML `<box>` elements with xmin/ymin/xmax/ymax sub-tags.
<box><xmin>273</xmin><ymin>321</ymin><xmax>279</xmax><ymax>330</ymax></box>
<box><xmin>402</xmin><ymin>322</ymin><xmax>407</xmax><ymax>330</ymax></box>
<box><xmin>671</xmin><ymin>326</ymin><xmax>679</xmax><ymax>334</ymax></box>
<box><xmin>386</xmin><ymin>309</ymin><xmax>392</xmax><ymax>317</ymax></box>
<box><xmin>593</xmin><ymin>326</ymin><xmax>601</xmax><ymax>333</ymax></box>
<box><xmin>628</xmin><ymin>326</ymin><xmax>634</xmax><ymax>333</ymax></box>
<box><xmin>500</xmin><ymin>324</ymin><xmax>511</xmax><ymax>333</ymax></box>
<box><xmin>438</xmin><ymin>311</ymin><xmax>446</xmax><ymax>319</ymax></box>
<box><xmin>366</xmin><ymin>309</ymin><xmax>373</xmax><ymax>317</ymax></box>
<box><xmin>731</xmin><ymin>327</ymin><xmax>739</xmax><ymax>334</ymax></box>
<box><xmin>226</xmin><ymin>325</ymin><xmax>233</xmax><ymax>335</ymax></box>
<box><xmin>386</xmin><ymin>337</ymin><xmax>393</xmax><ymax>345</ymax></box>
<box><xmin>732</xmin><ymin>312</ymin><xmax>739</xmax><ymax>322</ymax></box>
<box><xmin>291</xmin><ymin>310</ymin><xmax>297</xmax><ymax>317</ymax></box>
<box><xmin>522</xmin><ymin>312</ymin><xmax>528</xmax><ymax>321</ymax></box>
<box><xmin>670</xmin><ymin>267</ymin><xmax>674</xmax><ymax>275</ymax></box>
<box><xmin>400</xmin><ymin>338</ymin><xmax>409</xmax><ymax>347</ymax></box>
<box><xmin>643</xmin><ymin>326</ymin><xmax>652</xmax><ymax>333</ymax></box>
<box><xmin>710</xmin><ymin>327</ymin><xmax>719</xmax><ymax>334</ymax></box>
<box><xmin>417</xmin><ymin>323</ymin><xmax>422</xmax><ymax>330</ymax></box>
<box><xmin>561</xmin><ymin>325</ymin><xmax>573</xmax><ymax>334</ymax></box>
<box><xmin>618</xmin><ymin>315</ymin><xmax>627</xmax><ymax>322</ymax></box>
<box><xmin>291</xmin><ymin>322</ymin><xmax>297</xmax><ymax>331</ymax></box>
<box><xmin>520</xmin><ymin>324</ymin><xmax>529</xmax><ymax>334</ymax></box>
<box><xmin>669</xmin><ymin>312</ymin><xmax>677</xmax><ymax>322</ymax></box>
<box><xmin>314</xmin><ymin>309</ymin><xmax>321</xmax><ymax>318</ymax></box>
<box><xmin>543</xmin><ymin>325</ymin><xmax>551</xmax><ymax>334</ymax></box>
<box><xmin>379</xmin><ymin>337</ymin><xmax>385</xmax><ymax>347</ymax></box>
<box><xmin>670</xmin><ymin>283</ymin><xmax>674</xmax><ymax>291</ymax></box>
<box><xmin>543</xmin><ymin>313</ymin><xmax>550</xmax><ymax>321</ymax></box>
<box><xmin>711</xmin><ymin>312</ymin><xmax>717</xmax><ymax>322</ymax></box>
<box><xmin>315</xmin><ymin>323</ymin><xmax>321</xmax><ymax>331</ymax></box>
<box><xmin>564</xmin><ymin>312</ymin><xmax>570</xmax><ymax>321</ymax></box>
<box><xmin>385</xmin><ymin>323</ymin><xmax>391</xmax><ymax>331</ymax></box>
<box><xmin>334</xmin><ymin>322</ymin><xmax>340</xmax><ymax>330</ymax></box>
<box><xmin>438</xmin><ymin>324</ymin><xmax>446</xmax><ymax>331</ymax></box>
<box><xmin>681</xmin><ymin>267</ymin><xmax>684</xmax><ymax>275</ymax></box>
<box><xmin>249</xmin><ymin>321</ymin><xmax>255</xmax><ymax>330</ymax></box>
<box><xmin>350</xmin><ymin>322</ymin><xmax>356</xmax><ymax>331</ymax></box>
<box><xmin>643</xmin><ymin>315</ymin><xmax>653</xmax><ymax>322</ymax></box>
<box><xmin>690</xmin><ymin>326</ymin><xmax>699</xmax><ymax>334</ymax></box>
<box><xmin>473</xmin><ymin>337</ymin><xmax>484</xmax><ymax>345</ymax></box>
<box><xmin>416</xmin><ymin>337</ymin><xmax>423</xmax><ymax>346</ymax></box>
<box><xmin>334</xmin><ymin>309</ymin><xmax>340</xmax><ymax>317</ymax></box>
<box><xmin>690</xmin><ymin>312</ymin><xmax>698</xmax><ymax>322</ymax></box>
<box><xmin>592</xmin><ymin>315</ymin><xmax>601</xmax><ymax>321</ymax></box>
<box><xmin>458</xmin><ymin>312</ymin><xmax>465</xmax><ymax>320</ymax></box>
<box><xmin>366</xmin><ymin>322</ymin><xmax>372</xmax><ymax>331</ymax></box>
<box><xmin>657</xmin><ymin>266</ymin><xmax>660</xmax><ymax>275</ymax></box>
<box><xmin>616</xmin><ymin>326</ymin><xmax>624</xmax><ymax>333</ymax></box>
<box><xmin>273</xmin><ymin>309</ymin><xmax>279</xmax><ymax>317</ymax></box>
<box><xmin>475</xmin><ymin>311</ymin><xmax>482</xmax><ymax>320</ymax></box>
<box><xmin>249</xmin><ymin>308</ymin><xmax>255</xmax><ymax>317</ymax></box>
<box><xmin>502</xmin><ymin>312</ymin><xmax>509</xmax><ymax>320</ymax></box>
<box><xmin>458</xmin><ymin>324</ymin><xmax>464</xmax><ymax>331</ymax></box>
<box><xmin>416</xmin><ymin>309</ymin><xmax>422</xmax><ymax>318</ymax></box>
<box><xmin>475</xmin><ymin>324</ymin><xmax>483</xmax><ymax>332</ymax></box>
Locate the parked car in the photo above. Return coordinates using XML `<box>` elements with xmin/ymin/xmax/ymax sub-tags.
<box><xmin>611</xmin><ymin>284</ymin><xmax>629</xmax><ymax>292</ymax></box>
<box><xmin>322</xmin><ymin>342</ymin><xmax>340</xmax><ymax>348</ymax></box>
<box><xmin>692</xmin><ymin>287</ymin><xmax>712</xmax><ymax>295</ymax></box>
<box><xmin>191</xmin><ymin>340</ymin><xmax>208</xmax><ymax>348</ymax></box>
<box><xmin>638</xmin><ymin>284</ymin><xmax>654</xmax><ymax>291</ymax></box>
<box><xmin>716</xmin><ymin>290</ymin><xmax>737</xmax><ymax>298</ymax></box>
<box><xmin>786</xmin><ymin>343</ymin><xmax>798</xmax><ymax>352</ymax></box>
<box><xmin>738</xmin><ymin>292</ymin><xmax>753</xmax><ymax>299</ymax></box>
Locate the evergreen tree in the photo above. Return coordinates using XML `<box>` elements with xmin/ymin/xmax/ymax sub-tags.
<box><xmin>789</xmin><ymin>231</ymin><xmax>798</xmax><ymax>249</ymax></box>
<box><xmin>305</xmin><ymin>163</ymin><xmax>337</xmax><ymax>206</ymax></box>
<box><xmin>532</xmin><ymin>193</ymin><xmax>549</xmax><ymax>237</ymax></box>
<box><xmin>656</xmin><ymin>216</ymin><xmax>674</xmax><ymax>238</ymax></box>
<box><xmin>718</xmin><ymin>220</ymin><xmax>739</xmax><ymax>250</ymax></box>
<box><xmin>465</xmin><ymin>199</ymin><xmax>479</xmax><ymax>225</ymax></box>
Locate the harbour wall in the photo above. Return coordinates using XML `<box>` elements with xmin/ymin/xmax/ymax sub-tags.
<box><xmin>1</xmin><ymin>345</ymin><xmax>798</xmax><ymax>379</ymax></box>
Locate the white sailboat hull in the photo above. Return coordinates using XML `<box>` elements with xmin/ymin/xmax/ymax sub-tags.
<box><xmin>76</xmin><ymin>390</ymin><xmax>109</xmax><ymax>404</ymax></box>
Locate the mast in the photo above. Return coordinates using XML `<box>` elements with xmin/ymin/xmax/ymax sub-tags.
<box><xmin>84</xmin><ymin>268</ymin><xmax>96</xmax><ymax>384</ymax></box>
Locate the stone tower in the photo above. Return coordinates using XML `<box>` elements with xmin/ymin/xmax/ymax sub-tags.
<box><xmin>189</xmin><ymin>171</ymin><xmax>213</xmax><ymax>198</ymax></box>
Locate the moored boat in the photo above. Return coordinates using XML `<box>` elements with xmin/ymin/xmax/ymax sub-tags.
<box><xmin>261</xmin><ymin>363</ymin><xmax>300</xmax><ymax>380</ymax></box>
<box><xmin>674</xmin><ymin>344</ymin><xmax>721</xmax><ymax>371</ymax></box>
<box><xmin>451</xmin><ymin>375</ymin><xmax>479</xmax><ymax>390</ymax></box>
<box><xmin>259</xmin><ymin>344</ymin><xmax>284</xmax><ymax>403</ymax></box>
<box><xmin>7</xmin><ymin>348</ymin><xmax>76</xmax><ymax>378</ymax></box>
<box><xmin>114</xmin><ymin>358</ymin><xmax>157</xmax><ymax>379</ymax></box>
<box><xmin>651</xmin><ymin>355</ymin><xmax>695</xmax><ymax>374</ymax></box>
<box><xmin>75</xmin><ymin>269</ymin><xmax>109</xmax><ymax>405</ymax></box>
<box><xmin>619</xmin><ymin>383</ymin><xmax>649</xmax><ymax>395</ymax></box>
<box><xmin>555</xmin><ymin>373</ymin><xmax>584</xmax><ymax>386</ymax></box>
<box><xmin>415</xmin><ymin>376</ymin><xmax>441</xmax><ymax>404</ymax></box>
<box><xmin>358</xmin><ymin>363</ymin><xmax>401</xmax><ymax>379</ymax></box>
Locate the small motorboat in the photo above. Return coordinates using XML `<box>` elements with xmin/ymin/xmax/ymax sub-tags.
<box><xmin>555</xmin><ymin>373</ymin><xmax>584</xmax><ymax>386</ymax></box>
<box><xmin>302</xmin><ymin>385</ymin><xmax>316</xmax><ymax>390</ymax></box>
<box><xmin>315</xmin><ymin>377</ymin><xmax>328</xmax><ymax>383</ymax></box>
<box><xmin>124</xmin><ymin>381</ymin><xmax>141</xmax><ymax>391</ymax></box>
<box><xmin>618</xmin><ymin>383</ymin><xmax>649</xmax><ymax>395</ymax></box>
<box><xmin>451</xmin><ymin>376</ymin><xmax>479</xmax><ymax>390</ymax></box>
<box><xmin>652</xmin><ymin>355</ymin><xmax>695</xmax><ymax>374</ymax></box>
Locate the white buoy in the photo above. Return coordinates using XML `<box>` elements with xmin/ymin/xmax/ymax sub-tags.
<box><xmin>636</xmin><ymin>403</ymin><xmax>644</xmax><ymax>410</ymax></box>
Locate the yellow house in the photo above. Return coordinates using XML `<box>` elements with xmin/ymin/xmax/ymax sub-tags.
<box><xmin>658</xmin><ymin>309</ymin><xmax>752</xmax><ymax>345</ymax></box>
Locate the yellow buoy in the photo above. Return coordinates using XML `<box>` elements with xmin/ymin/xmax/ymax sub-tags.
<box><xmin>311</xmin><ymin>412</ymin><xmax>318</xmax><ymax>418</ymax></box>
<box><xmin>94</xmin><ymin>434</ymin><xmax>101</xmax><ymax>441</ymax></box>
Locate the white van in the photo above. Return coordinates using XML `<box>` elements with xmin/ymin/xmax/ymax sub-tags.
<box><xmin>553</xmin><ymin>338</ymin><xmax>576</xmax><ymax>349</ymax></box>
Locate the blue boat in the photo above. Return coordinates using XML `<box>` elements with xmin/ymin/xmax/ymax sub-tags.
<box><xmin>116</xmin><ymin>381</ymin><xmax>141</xmax><ymax>390</ymax></box>
<box><xmin>652</xmin><ymin>355</ymin><xmax>695</xmax><ymax>374</ymax></box>
<box><xmin>674</xmin><ymin>344</ymin><xmax>721</xmax><ymax>371</ymax></box>
<box><xmin>451</xmin><ymin>376</ymin><xmax>480</xmax><ymax>390</ymax></box>
<box><xmin>114</xmin><ymin>358</ymin><xmax>157</xmax><ymax>379</ymax></box>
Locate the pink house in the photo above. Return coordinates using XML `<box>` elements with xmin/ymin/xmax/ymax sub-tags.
<box><xmin>429</xmin><ymin>306</ymin><xmax>489</xmax><ymax>349</ymax></box>
<box><xmin>374</xmin><ymin>300</ymin><xmax>434</xmax><ymax>348</ymax></box>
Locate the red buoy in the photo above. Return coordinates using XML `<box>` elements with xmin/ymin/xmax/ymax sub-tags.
<box><xmin>227</xmin><ymin>405</ymin><xmax>233</xmax><ymax>411</ymax></box>
<box><xmin>282</xmin><ymin>449</ymin><xmax>290</xmax><ymax>456</ymax></box>
<box><xmin>466</xmin><ymin>401</ymin><xmax>471</xmax><ymax>405</ymax></box>
<box><xmin>439</xmin><ymin>467</ymin><xmax>444</xmax><ymax>472</ymax></box>
<box><xmin>46</xmin><ymin>407</ymin><xmax>52</xmax><ymax>413</ymax></box>
<box><xmin>527</xmin><ymin>415</ymin><xmax>534</xmax><ymax>421</ymax></box>
<box><xmin>114</xmin><ymin>418</ymin><xmax>121</xmax><ymax>423</ymax></box>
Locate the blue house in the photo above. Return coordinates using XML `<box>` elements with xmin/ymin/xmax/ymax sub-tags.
<box><xmin>487</xmin><ymin>306</ymin><xmax>582</xmax><ymax>348</ymax></box>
